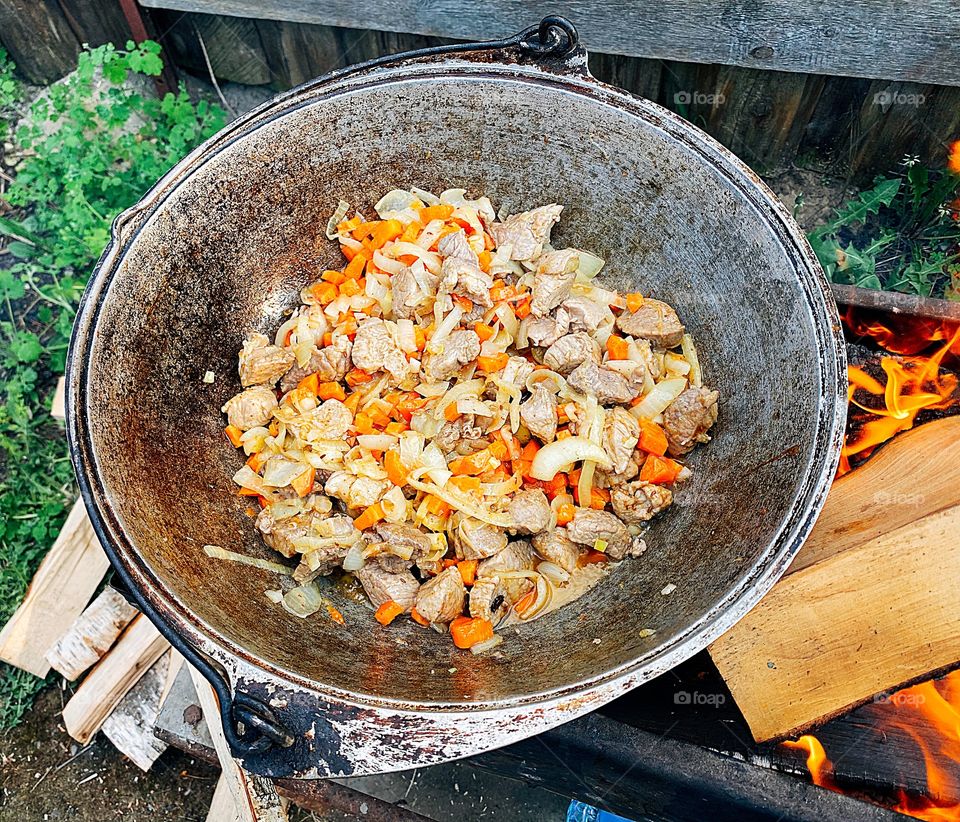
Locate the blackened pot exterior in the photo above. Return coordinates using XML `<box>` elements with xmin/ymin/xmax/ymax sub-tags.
<box><xmin>67</xmin><ymin>34</ymin><xmax>845</xmax><ymax>776</ymax></box>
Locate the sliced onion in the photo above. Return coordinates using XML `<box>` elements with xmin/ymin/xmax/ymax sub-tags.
<box><xmin>282</xmin><ymin>583</ymin><xmax>324</xmax><ymax>618</ymax></box>
<box><xmin>515</xmin><ymin>574</ymin><xmax>552</xmax><ymax>620</ymax></box>
<box><xmin>357</xmin><ymin>433</ymin><xmax>397</xmax><ymax>451</ymax></box>
<box><xmin>577</xmin><ymin>461</ymin><xmax>596</xmax><ymax>510</ymax></box>
<box><xmin>414</xmin><ymin>218</ymin><xmax>446</xmax><ymax>250</ymax></box>
<box><xmin>516</xmin><ymin>317</ymin><xmax>531</xmax><ymax>349</ymax></box>
<box><xmin>380</xmin><ymin>485</ymin><xmax>408</xmax><ymax>522</ymax></box>
<box><xmin>631</xmin><ymin>377</ymin><xmax>687</xmax><ymax>421</ymax></box>
<box><xmin>457</xmin><ymin>398</ymin><xmax>492</xmax><ymax>417</ymax></box>
<box><xmin>411</xmin><ymin>186</ymin><xmax>440</xmax><ymax>205</ymax></box>
<box><xmin>682</xmin><ymin>333</ymin><xmax>702</xmax><ymax>388</ymax></box>
<box><xmin>525</xmin><ymin>369</ymin><xmax>566</xmax><ymax>394</ymax></box>
<box><xmin>390</xmin><ymin>241</ymin><xmax>442</xmax><ymax>274</ymax></box>
<box><xmin>470</xmin><ymin>634</ymin><xmax>504</xmax><ymax>654</ymax></box>
<box><xmin>325</xmin><ymin>199</ymin><xmax>349</xmax><ymax>239</ymax></box>
<box><xmin>575</xmin><ymin>250</ymin><xmax>605</xmax><ymax>280</ymax></box>
<box><xmin>372</xmin><ymin>249</ymin><xmax>407</xmax><ymax>275</ymax></box>
<box><xmin>410</xmin><ymin>410</ymin><xmax>442</xmax><ymax>438</ymax></box>
<box><xmin>264</xmin><ymin>589</ymin><xmax>284</xmax><ymax>604</ymax></box>
<box><xmin>266</xmin><ymin>498</ymin><xmax>306</xmax><ymax>520</ymax></box>
<box><xmin>204</xmin><ymin>545</ymin><xmax>292</xmax><ymax>575</ymax></box>
<box><xmin>396</xmin><ymin>318</ymin><xmax>417</xmax><ymax>353</ymax></box>
<box><xmin>537</xmin><ymin>561</ymin><xmax>571</xmax><ymax>585</ymax></box>
<box><xmin>342</xmin><ymin>541</ymin><xmax>366</xmax><ymax>571</ymax></box>
<box><xmin>407</xmin><ymin>469</ymin><xmax>515</xmax><ymax>528</ymax></box>
<box><xmin>432</xmin><ymin>377</ymin><xmax>483</xmax><ymax>419</ymax></box>
<box><xmin>262</xmin><ymin>457</ymin><xmax>310</xmax><ymax>488</ymax></box>
<box><xmin>375</xmin><ymin>189</ymin><xmax>417</xmax><ymax>220</ymax></box>
<box><xmin>232</xmin><ymin>465</ymin><xmax>279</xmax><ymax>500</ymax></box>
<box><xmin>428</xmin><ymin>304</ymin><xmax>464</xmax><ymax>350</ymax></box>
<box><xmin>530</xmin><ymin>437</ymin><xmax>612</xmax><ymax>480</ymax></box>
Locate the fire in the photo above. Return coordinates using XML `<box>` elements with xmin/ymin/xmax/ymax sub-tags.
<box><xmin>949</xmin><ymin>141</ymin><xmax>960</xmax><ymax>177</ymax></box>
<box><xmin>782</xmin><ymin>735</ymin><xmax>839</xmax><ymax>791</ymax></box>
<box><xmin>839</xmin><ymin>310</ymin><xmax>960</xmax><ymax>475</ymax></box>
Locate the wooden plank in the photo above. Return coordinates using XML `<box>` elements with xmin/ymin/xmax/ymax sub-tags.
<box><xmin>50</xmin><ymin>376</ymin><xmax>66</xmax><ymax>420</ymax></box>
<box><xmin>137</xmin><ymin>0</ymin><xmax>960</xmax><ymax>87</ymax></box>
<box><xmin>45</xmin><ymin>587</ymin><xmax>139</xmax><ymax>681</ymax></box>
<box><xmin>57</xmin><ymin>0</ymin><xmax>131</xmax><ymax>50</ymax></box>
<box><xmin>0</xmin><ymin>0</ymin><xmax>80</xmax><ymax>84</ymax></box>
<box><xmin>254</xmin><ymin>18</ymin><xmax>343</xmax><ymax>88</ymax></box>
<box><xmin>0</xmin><ymin>499</ymin><xmax>109</xmax><ymax>677</ymax></box>
<box><xmin>62</xmin><ymin>614</ymin><xmax>170</xmax><ymax>744</ymax></box>
<box><xmin>709</xmin><ymin>504</ymin><xmax>960</xmax><ymax>742</ymax></box>
<box><xmin>101</xmin><ymin>649</ymin><xmax>172</xmax><ymax>771</ymax></box>
<box><xmin>789</xmin><ymin>415</ymin><xmax>960</xmax><ymax>575</ymax></box>
<box><xmin>208</xmin><ymin>773</ymin><xmax>243</xmax><ymax>822</ymax></box>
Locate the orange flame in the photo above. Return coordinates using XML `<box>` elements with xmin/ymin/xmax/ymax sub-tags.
<box><xmin>949</xmin><ymin>141</ymin><xmax>960</xmax><ymax>177</ymax></box>
<box><xmin>782</xmin><ymin>735</ymin><xmax>839</xmax><ymax>791</ymax></box>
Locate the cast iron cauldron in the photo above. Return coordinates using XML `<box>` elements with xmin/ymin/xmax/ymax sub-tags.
<box><xmin>67</xmin><ymin>18</ymin><xmax>846</xmax><ymax>777</ymax></box>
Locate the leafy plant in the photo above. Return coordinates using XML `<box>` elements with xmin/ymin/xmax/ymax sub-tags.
<box><xmin>808</xmin><ymin>154</ymin><xmax>960</xmax><ymax>299</ymax></box>
<box><xmin>0</xmin><ymin>41</ymin><xmax>225</xmax><ymax>727</ymax></box>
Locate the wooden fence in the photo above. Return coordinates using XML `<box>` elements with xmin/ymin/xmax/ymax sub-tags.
<box><xmin>0</xmin><ymin>0</ymin><xmax>959</xmax><ymax>181</ymax></box>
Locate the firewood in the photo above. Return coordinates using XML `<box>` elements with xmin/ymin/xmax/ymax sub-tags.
<box><xmin>187</xmin><ymin>665</ymin><xmax>287</xmax><ymax>822</ymax></box>
<box><xmin>62</xmin><ymin>614</ymin><xmax>169</xmax><ymax>743</ymax></box>
<box><xmin>101</xmin><ymin>649</ymin><xmax>172</xmax><ymax>771</ymax></box>
<box><xmin>45</xmin><ymin>587</ymin><xmax>138</xmax><ymax>680</ymax></box>
<box><xmin>709</xmin><ymin>417</ymin><xmax>960</xmax><ymax>742</ymax></box>
<box><xmin>51</xmin><ymin>376</ymin><xmax>66</xmax><ymax>420</ymax></box>
<box><xmin>0</xmin><ymin>499</ymin><xmax>109</xmax><ymax>677</ymax></box>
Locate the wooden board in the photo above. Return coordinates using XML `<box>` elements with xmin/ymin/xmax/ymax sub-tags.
<box><xmin>0</xmin><ymin>499</ymin><xmax>109</xmax><ymax>677</ymax></box>
<box><xmin>46</xmin><ymin>587</ymin><xmax>139</xmax><ymax>681</ymax></box>
<box><xmin>0</xmin><ymin>0</ymin><xmax>80</xmax><ymax>84</ymax></box>
<box><xmin>62</xmin><ymin>614</ymin><xmax>170</xmax><ymax>743</ymax></box>
<box><xmin>710</xmin><ymin>503</ymin><xmax>960</xmax><ymax>742</ymax></box>
<box><xmin>138</xmin><ymin>0</ymin><xmax>960</xmax><ymax>87</ymax></box>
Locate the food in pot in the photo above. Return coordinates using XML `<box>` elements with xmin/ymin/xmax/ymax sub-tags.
<box><xmin>216</xmin><ymin>187</ymin><xmax>719</xmax><ymax>650</ymax></box>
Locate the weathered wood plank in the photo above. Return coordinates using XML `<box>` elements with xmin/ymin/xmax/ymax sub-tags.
<box><xmin>0</xmin><ymin>499</ymin><xmax>109</xmax><ymax>677</ymax></box>
<box><xmin>45</xmin><ymin>586</ymin><xmax>139</xmax><ymax>681</ymax></box>
<box><xmin>57</xmin><ymin>0</ymin><xmax>132</xmax><ymax>51</ymax></box>
<box><xmin>0</xmin><ymin>0</ymin><xmax>80</xmax><ymax>83</ymax></box>
<box><xmin>255</xmin><ymin>18</ymin><xmax>342</xmax><ymax>88</ymax></box>
<box><xmin>62</xmin><ymin>614</ymin><xmax>170</xmax><ymax>744</ymax></box>
<box><xmin>138</xmin><ymin>0</ymin><xmax>960</xmax><ymax>87</ymax></box>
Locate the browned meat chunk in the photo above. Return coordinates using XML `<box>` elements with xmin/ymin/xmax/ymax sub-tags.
<box><xmin>603</xmin><ymin>407</ymin><xmax>640</xmax><ymax>474</ymax></box>
<box><xmin>288</xmin><ymin>398</ymin><xmax>352</xmax><ymax>440</ymax></box>
<box><xmin>520</xmin><ymin>385</ymin><xmax>558</xmax><ymax>443</ymax></box>
<box><xmin>490</xmin><ymin>204</ymin><xmax>563</xmax><ymax>261</ymax></box>
<box><xmin>469</xmin><ymin>578</ymin><xmax>509</xmax><ymax>625</ymax></box>
<box><xmin>566</xmin><ymin>509</ymin><xmax>631</xmax><ymax>556</ymax></box>
<box><xmin>392</xmin><ymin>265</ymin><xmax>438</xmax><ymax>320</ymax></box>
<box><xmin>221</xmin><ymin>385</ymin><xmax>277</xmax><ymax>430</ymax></box>
<box><xmin>531</xmin><ymin>249</ymin><xmax>580</xmax><ymax>317</ymax></box>
<box><xmin>525</xmin><ymin>315</ymin><xmax>569</xmax><ymax>348</ymax></box>
<box><xmin>259</xmin><ymin>512</ymin><xmax>350</xmax><ymax>568</ymax></box>
<box><xmin>559</xmin><ymin>296</ymin><xmax>609</xmax><ymax>333</ymax></box>
<box><xmin>532</xmin><ymin>528</ymin><xmax>582</xmax><ymax>573</ymax></box>
<box><xmin>357</xmin><ymin>564</ymin><xmax>420</xmax><ymax>611</ymax></box>
<box><xmin>478</xmin><ymin>540</ymin><xmax>536</xmax><ymax>602</ymax></box>
<box><xmin>414</xmin><ymin>566</ymin><xmax>466</xmax><ymax>623</ymax></box>
<box><xmin>567</xmin><ymin>361</ymin><xmax>638</xmax><ymax>405</ymax></box>
<box><xmin>543</xmin><ymin>332</ymin><xmax>601</xmax><ymax>374</ymax></box>
<box><xmin>452</xmin><ymin>514</ymin><xmax>508</xmax><ymax>560</ymax></box>
<box><xmin>500</xmin><ymin>356</ymin><xmax>534</xmax><ymax>390</ymax></box>
<box><xmin>423</xmin><ymin>329</ymin><xmax>480</xmax><ymax>381</ymax></box>
<box><xmin>507</xmin><ymin>489</ymin><xmax>552</xmax><ymax>535</ymax></box>
<box><xmin>351</xmin><ymin>318</ymin><xmax>410</xmax><ymax>382</ymax></box>
<box><xmin>239</xmin><ymin>333</ymin><xmax>295</xmax><ymax>387</ymax></box>
<box><xmin>442</xmin><ymin>256</ymin><xmax>493</xmax><ymax>308</ymax></box>
<box><xmin>662</xmin><ymin>386</ymin><xmax>719</xmax><ymax>455</ymax></box>
<box><xmin>324</xmin><ymin>471</ymin><xmax>389</xmax><ymax>509</ymax></box>
<box><xmin>595</xmin><ymin>454</ymin><xmax>641</xmax><ymax>488</ymax></box>
<box><xmin>615</xmin><ymin>298</ymin><xmax>685</xmax><ymax>348</ymax></box>
<box><xmin>611</xmin><ymin>480</ymin><xmax>673</xmax><ymax>524</ymax></box>
<box><xmin>434</xmin><ymin>415</ymin><xmax>488</xmax><ymax>456</ymax></box>
<box><xmin>280</xmin><ymin>337</ymin><xmax>352</xmax><ymax>391</ymax></box>
<box><xmin>375</xmin><ymin>522</ymin><xmax>432</xmax><ymax>559</ymax></box>
<box><xmin>437</xmin><ymin>229</ymin><xmax>479</xmax><ymax>265</ymax></box>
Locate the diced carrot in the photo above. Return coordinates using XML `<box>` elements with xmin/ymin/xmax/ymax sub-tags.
<box><xmin>457</xmin><ymin>560</ymin><xmax>479</xmax><ymax>587</ymax></box>
<box><xmin>514</xmin><ymin>589</ymin><xmax>537</xmax><ymax>616</ymax></box>
<box><xmin>400</xmin><ymin>220</ymin><xmax>423</xmax><ymax>243</ymax></box>
<box><xmin>483</xmin><ymin>231</ymin><xmax>496</xmax><ymax>250</ymax></box>
<box><xmin>326</xmin><ymin>604</ymin><xmax>346</xmax><ymax>625</ymax></box>
<box><xmin>313</xmin><ymin>281</ymin><xmax>339</xmax><ymax>305</ymax></box>
<box><xmin>321</xmin><ymin>269</ymin><xmax>347</xmax><ymax>285</ymax></box>
<box><xmin>425</xmin><ymin>496</ymin><xmax>451</xmax><ymax>516</ymax></box>
<box><xmin>606</xmin><ymin>335</ymin><xmax>629</xmax><ymax>360</ymax></box>
<box><xmin>545</xmin><ymin>473</ymin><xmax>567</xmax><ymax>499</ymax></box>
<box><xmin>557</xmin><ymin>405</ymin><xmax>569</xmax><ymax>425</ymax></box>
<box><xmin>343</xmin><ymin>391</ymin><xmax>363</xmax><ymax>414</ymax></box>
<box><xmin>283</xmin><ymin>329</ymin><xmax>293</xmax><ymax>346</ymax></box>
<box><xmin>368</xmin><ymin>405</ymin><xmax>391</xmax><ymax>428</ymax></box>
<box><xmin>414</xmin><ymin>327</ymin><xmax>426</xmax><ymax>350</ymax></box>
<box><xmin>322</xmin><ymin>332</ymin><xmax>333</xmax><ymax>347</ymax></box>
<box><xmin>453</xmin><ymin>294</ymin><xmax>474</xmax><ymax>312</ymax></box>
<box><xmin>354</xmin><ymin>412</ymin><xmax>374</xmax><ymax>435</ymax></box>
<box><xmin>245</xmin><ymin>451</ymin><xmax>266</xmax><ymax>473</ymax></box>
<box><xmin>385</xmin><ymin>450</ymin><xmax>408</xmax><ymax>486</ymax></box>
<box><xmin>567</xmin><ymin>467</ymin><xmax>581</xmax><ymax>486</ymax></box>
<box><xmin>581</xmin><ymin>550</ymin><xmax>609</xmax><ymax>565</ymax></box>
<box><xmin>449</xmin><ymin>450</ymin><xmax>499</xmax><ymax>476</ymax></box>
<box><xmin>419</xmin><ymin>204</ymin><xmax>454</xmax><ymax>222</ymax></box>
<box><xmin>396</xmin><ymin>393</ymin><xmax>426</xmax><ymax>421</ymax></box>
<box><xmin>337</xmin><ymin>215</ymin><xmax>362</xmax><ymax>233</ymax></box>
<box><xmin>339</xmin><ymin>277</ymin><xmax>363</xmax><ymax>297</ymax></box>
<box><xmin>629</xmin><ymin>396</ymin><xmax>643</xmax><ymax>407</ymax></box>
<box><xmin>489</xmin><ymin>281</ymin><xmax>517</xmax><ymax>302</ymax></box>
<box><xmin>477</xmin><ymin>250</ymin><xmax>492</xmax><ymax>272</ymax></box>
<box><xmin>441</xmin><ymin>558</ymin><xmax>459</xmax><ymax>569</ymax></box>
<box><xmin>514</xmin><ymin>296</ymin><xmax>532</xmax><ymax>319</ymax></box>
<box><xmin>487</xmin><ymin>439</ymin><xmax>509</xmax><ymax>461</ymax></box>
<box><xmin>339</xmin><ymin>241</ymin><xmax>370</xmax><ymax>263</ymax></box>
<box><xmin>345</xmin><ymin>368</ymin><xmax>373</xmax><ymax>387</ymax></box>
<box><xmin>556</xmin><ymin>502</ymin><xmax>576</xmax><ymax>525</ymax></box>
<box><xmin>589</xmin><ymin>487</ymin><xmax>610</xmax><ymax>510</ymax></box>
<box><xmin>450</xmin><ymin>475</ymin><xmax>482</xmax><ymax>494</ymax></box>
<box><xmin>291</xmin><ymin>467</ymin><xmax>316</xmax><ymax>498</ymax></box>
<box><xmin>238</xmin><ymin>486</ymin><xmax>260</xmax><ymax>497</ymax></box>
<box><xmin>477</xmin><ymin>353</ymin><xmax>509</xmax><ymax>373</ymax></box>
<box><xmin>375</xmin><ymin>600</ymin><xmax>406</xmax><ymax>625</ymax></box>
<box><xmin>338</xmin><ymin>315</ymin><xmax>359</xmax><ymax>338</ymax></box>
<box><xmin>224</xmin><ymin>425</ymin><xmax>244</xmax><ymax>447</ymax></box>
<box><xmin>268</xmin><ymin>420</ymin><xmax>279</xmax><ymax>436</ymax></box>
<box><xmin>344</xmin><ymin>252</ymin><xmax>366</xmax><ymax>280</ymax></box>
<box><xmin>639</xmin><ymin>454</ymin><xmax>684</xmax><ymax>484</ymax></box>
<box><xmin>637</xmin><ymin>420</ymin><xmax>669</xmax><ymax>456</ymax></box>
<box><xmin>368</xmin><ymin>219</ymin><xmax>403</xmax><ymax>250</ymax></box>
<box><xmin>353</xmin><ymin>502</ymin><xmax>384</xmax><ymax>531</ymax></box>
<box><xmin>410</xmin><ymin>607</ymin><xmax>431</xmax><ymax>627</ymax></box>
<box><xmin>399</xmin><ymin>254</ymin><xmax>419</xmax><ymax>266</ymax></box>
<box><xmin>317</xmin><ymin>381</ymin><xmax>346</xmax><ymax>401</ymax></box>
<box><xmin>520</xmin><ymin>440</ymin><xmax>540</xmax><ymax>461</ymax></box>
<box><xmin>384</xmin><ymin>420</ymin><xmax>408</xmax><ymax>435</ymax></box>
<box><xmin>350</xmin><ymin>220</ymin><xmax>379</xmax><ymax>241</ymax></box>
<box><xmin>449</xmin><ymin>616</ymin><xmax>494</xmax><ymax>649</ymax></box>
<box><xmin>625</xmin><ymin>292</ymin><xmax>645</xmax><ymax>313</ymax></box>
<box><xmin>297</xmin><ymin>373</ymin><xmax>320</xmax><ymax>394</ymax></box>
<box><xmin>474</xmin><ymin>321</ymin><xmax>496</xmax><ymax>341</ymax></box>
<box><xmin>444</xmin><ymin>402</ymin><xmax>461</xmax><ymax>422</ymax></box>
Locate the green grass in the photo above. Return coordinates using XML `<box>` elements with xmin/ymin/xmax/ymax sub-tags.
<box><xmin>0</xmin><ymin>42</ymin><xmax>225</xmax><ymax>728</ymax></box>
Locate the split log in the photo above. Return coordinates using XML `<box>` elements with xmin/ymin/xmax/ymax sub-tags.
<box><xmin>0</xmin><ymin>499</ymin><xmax>108</xmax><ymax>677</ymax></box>
<box><xmin>51</xmin><ymin>376</ymin><xmax>66</xmax><ymax>420</ymax></box>
<box><xmin>709</xmin><ymin>417</ymin><xmax>960</xmax><ymax>741</ymax></box>
<box><xmin>101</xmin><ymin>649</ymin><xmax>172</xmax><ymax>771</ymax></box>
<box><xmin>62</xmin><ymin>614</ymin><xmax>169</xmax><ymax>743</ymax></box>
<box><xmin>45</xmin><ymin>587</ymin><xmax>138</xmax><ymax>680</ymax></box>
